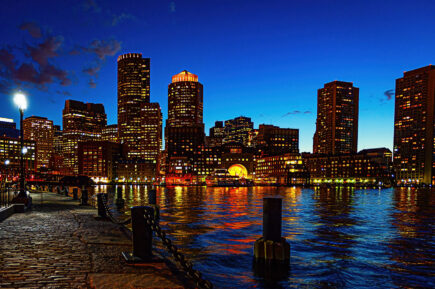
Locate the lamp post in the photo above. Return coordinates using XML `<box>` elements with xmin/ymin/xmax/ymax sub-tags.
<box><xmin>13</xmin><ymin>92</ymin><xmax>27</xmax><ymax>198</ymax></box>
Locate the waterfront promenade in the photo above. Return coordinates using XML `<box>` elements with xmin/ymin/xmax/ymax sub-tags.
<box><xmin>0</xmin><ymin>192</ymin><xmax>186</xmax><ymax>288</ymax></box>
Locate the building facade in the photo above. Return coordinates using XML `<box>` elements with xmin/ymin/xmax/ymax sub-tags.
<box><xmin>0</xmin><ymin>136</ymin><xmax>36</xmax><ymax>180</ymax></box>
<box><xmin>393</xmin><ymin>65</ymin><xmax>435</xmax><ymax>185</ymax></box>
<box><xmin>117</xmin><ymin>53</ymin><xmax>150</xmax><ymax>159</ymax></box>
<box><xmin>313</xmin><ymin>81</ymin><xmax>359</xmax><ymax>155</ymax></box>
<box><xmin>255</xmin><ymin>153</ymin><xmax>307</xmax><ymax>185</ymax></box>
<box><xmin>23</xmin><ymin>116</ymin><xmax>54</xmax><ymax>170</ymax></box>
<box><xmin>102</xmin><ymin>124</ymin><xmax>118</xmax><ymax>143</ymax></box>
<box><xmin>78</xmin><ymin>141</ymin><xmax>124</xmax><ymax>182</ymax></box>
<box><xmin>0</xmin><ymin>117</ymin><xmax>19</xmax><ymax>138</ymax></box>
<box><xmin>140</xmin><ymin>102</ymin><xmax>162</xmax><ymax>161</ymax></box>
<box><xmin>223</xmin><ymin>116</ymin><xmax>253</xmax><ymax>146</ymax></box>
<box><xmin>256</xmin><ymin>124</ymin><xmax>299</xmax><ymax>156</ymax></box>
<box><xmin>165</xmin><ymin>70</ymin><xmax>205</xmax><ymax>175</ymax></box>
<box><xmin>62</xmin><ymin>100</ymin><xmax>107</xmax><ymax>174</ymax></box>
<box><xmin>303</xmin><ymin>148</ymin><xmax>393</xmax><ymax>185</ymax></box>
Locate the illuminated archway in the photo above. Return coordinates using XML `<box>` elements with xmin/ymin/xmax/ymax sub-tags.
<box><xmin>228</xmin><ymin>164</ymin><xmax>248</xmax><ymax>178</ymax></box>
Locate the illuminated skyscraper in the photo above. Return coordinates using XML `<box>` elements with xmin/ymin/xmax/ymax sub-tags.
<box><xmin>165</xmin><ymin>70</ymin><xmax>205</xmax><ymax>174</ymax></box>
<box><xmin>313</xmin><ymin>81</ymin><xmax>359</xmax><ymax>155</ymax></box>
<box><xmin>140</xmin><ymin>102</ymin><xmax>162</xmax><ymax>161</ymax></box>
<box><xmin>393</xmin><ymin>65</ymin><xmax>435</xmax><ymax>185</ymax></box>
<box><xmin>223</xmin><ymin>116</ymin><xmax>253</xmax><ymax>146</ymax></box>
<box><xmin>23</xmin><ymin>116</ymin><xmax>54</xmax><ymax>170</ymax></box>
<box><xmin>62</xmin><ymin>100</ymin><xmax>106</xmax><ymax>174</ymax></box>
<box><xmin>102</xmin><ymin>124</ymin><xmax>118</xmax><ymax>143</ymax></box>
<box><xmin>117</xmin><ymin>53</ymin><xmax>150</xmax><ymax>159</ymax></box>
<box><xmin>167</xmin><ymin>70</ymin><xmax>203</xmax><ymax>127</ymax></box>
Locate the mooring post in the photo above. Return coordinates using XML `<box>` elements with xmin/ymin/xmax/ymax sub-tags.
<box><xmin>64</xmin><ymin>186</ymin><xmax>69</xmax><ymax>197</ymax></box>
<box><xmin>72</xmin><ymin>188</ymin><xmax>78</xmax><ymax>200</ymax></box>
<box><xmin>81</xmin><ymin>188</ymin><xmax>88</xmax><ymax>205</ymax></box>
<box><xmin>115</xmin><ymin>186</ymin><xmax>125</xmax><ymax>209</ymax></box>
<box><xmin>97</xmin><ymin>193</ymin><xmax>107</xmax><ymax>218</ymax></box>
<box><xmin>122</xmin><ymin>206</ymin><xmax>155</xmax><ymax>262</ymax></box>
<box><xmin>148</xmin><ymin>188</ymin><xmax>160</xmax><ymax>224</ymax></box>
<box><xmin>254</xmin><ymin>197</ymin><xmax>290</xmax><ymax>264</ymax></box>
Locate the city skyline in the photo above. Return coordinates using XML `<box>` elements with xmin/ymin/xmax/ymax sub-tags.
<box><xmin>1</xmin><ymin>0</ymin><xmax>434</xmax><ymax>152</ymax></box>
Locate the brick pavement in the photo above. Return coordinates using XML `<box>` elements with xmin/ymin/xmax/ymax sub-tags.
<box><xmin>0</xmin><ymin>192</ymin><xmax>187</xmax><ymax>288</ymax></box>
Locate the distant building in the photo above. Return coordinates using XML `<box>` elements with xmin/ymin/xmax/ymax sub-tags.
<box><xmin>313</xmin><ymin>81</ymin><xmax>359</xmax><ymax>155</ymax></box>
<box><xmin>0</xmin><ymin>117</ymin><xmax>19</xmax><ymax>138</ymax></box>
<box><xmin>393</xmin><ymin>65</ymin><xmax>435</xmax><ymax>185</ymax></box>
<box><xmin>165</xmin><ymin>70</ymin><xmax>205</xmax><ymax>174</ymax></box>
<box><xmin>256</xmin><ymin>124</ymin><xmax>299</xmax><ymax>156</ymax></box>
<box><xmin>303</xmin><ymin>148</ymin><xmax>393</xmax><ymax>185</ymax></box>
<box><xmin>208</xmin><ymin>121</ymin><xmax>225</xmax><ymax>147</ymax></box>
<box><xmin>0</xmin><ymin>136</ymin><xmax>36</xmax><ymax>179</ymax></box>
<box><xmin>116</xmin><ymin>159</ymin><xmax>157</xmax><ymax>183</ymax></box>
<box><xmin>62</xmin><ymin>100</ymin><xmax>107</xmax><ymax>174</ymax></box>
<box><xmin>23</xmin><ymin>116</ymin><xmax>54</xmax><ymax>170</ymax></box>
<box><xmin>255</xmin><ymin>153</ymin><xmax>307</xmax><ymax>185</ymax></box>
<box><xmin>167</xmin><ymin>70</ymin><xmax>203</xmax><ymax>127</ymax></box>
<box><xmin>140</xmin><ymin>102</ymin><xmax>162</xmax><ymax>161</ymax></box>
<box><xmin>117</xmin><ymin>53</ymin><xmax>150</xmax><ymax>159</ymax></box>
<box><xmin>102</xmin><ymin>124</ymin><xmax>118</xmax><ymax>143</ymax></box>
<box><xmin>53</xmin><ymin>125</ymin><xmax>62</xmax><ymax>154</ymax></box>
<box><xmin>78</xmin><ymin>141</ymin><xmax>124</xmax><ymax>182</ymax></box>
<box><xmin>223</xmin><ymin>116</ymin><xmax>253</xmax><ymax>147</ymax></box>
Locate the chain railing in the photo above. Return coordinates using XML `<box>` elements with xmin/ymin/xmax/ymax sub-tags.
<box><xmin>99</xmin><ymin>192</ymin><xmax>213</xmax><ymax>289</ymax></box>
<box><xmin>101</xmin><ymin>193</ymin><xmax>131</xmax><ymax>225</ymax></box>
<box><xmin>142</xmin><ymin>209</ymin><xmax>213</xmax><ymax>289</ymax></box>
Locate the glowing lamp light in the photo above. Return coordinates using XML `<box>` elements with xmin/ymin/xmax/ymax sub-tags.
<box><xmin>22</xmin><ymin>147</ymin><xmax>28</xmax><ymax>154</ymax></box>
<box><xmin>14</xmin><ymin>92</ymin><xmax>27</xmax><ymax>110</ymax></box>
<box><xmin>4</xmin><ymin>159</ymin><xmax>10</xmax><ymax>165</ymax></box>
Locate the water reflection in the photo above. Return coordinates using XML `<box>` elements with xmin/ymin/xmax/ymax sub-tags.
<box><xmin>93</xmin><ymin>185</ymin><xmax>434</xmax><ymax>288</ymax></box>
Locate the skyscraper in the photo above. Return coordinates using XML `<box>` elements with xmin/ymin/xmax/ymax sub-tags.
<box><xmin>165</xmin><ymin>70</ymin><xmax>205</xmax><ymax>174</ymax></box>
<box><xmin>224</xmin><ymin>116</ymin><xmax>253</xmax><ymax>146</ymax></box>
<box><xmin>313</xmin><ymin>81</ymin><xmax>359</xmax><ymax>155</ymax></box>
<box><xmin>167</xmin><ymin>70</ymin><xmax>203</xmax><ymax>127</ymax></box>
<box><xmin>62</xmin><ymin>100</ymin><xmax>106</xmax><ymax>174</ymax></box>
<box><xmin>140</xmin><ymin>102</ymin><xmax>162</xmax><ymax>161</ymax></box>
<box><xmin>117</xmin><ymin>53</ymin><xmax>150</xmax><ymax>159</ymax></box>
<box><xmin>393</xmin><ymin>65</ymin><xmax>435</xmax><ymax>185</ymax></box>
<box><xmin>102</xmin><ymin>124</ymin><xmax>118</xmax><ymax>143</ymax></box>
<box><xmin>23</xmin><ymin>116</ymin><xmax>54</xmax><ymax>170</ymax></box>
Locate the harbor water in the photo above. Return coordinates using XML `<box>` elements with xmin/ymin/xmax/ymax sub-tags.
<box><xmin>94</xmin><ymin>185</ymin><xmax>434</xmax><ymax>288</ymax></box>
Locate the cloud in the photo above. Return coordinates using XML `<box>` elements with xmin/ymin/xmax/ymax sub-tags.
<box><xmin>282</xmin><ymin>110</ymin><xmax>301</xmax><ymax>117</ymax></box>
<box><xmin>111</xmin><ymin>13</ymin><xmax>136</xmax><ymax>26</ymax></box>
<box><xmin>88</xmin><ymin>78</ymin><xmax>97</xmax><ymax>88</ymax></box>
<box><xmin>85</xmin><ymin>39</ymin><xmax>121</xmax><ymax>60</ymax></box>
<box><xmin>56</xmin><ymin>90</ymin><xmax>71</xmax><ymax>96</ymax></box>
<box><xmin>384</xmin><ymin>89</ymin><xmax>394</xmax><ymax>101</ymax></box>
<box><xmin>169</xmin><ymin>1</ymin><xmax>176</xmax><ymax>13</ymax></box>
<box><xmin>83</xmin><ymin>64</ymin><xmax>101</xmax><ymax>76</ymax></box>
<box><xmin>19</xmin><ymin>22</ymin><xmax>42</xmax><ymax>38</ymax></box>
<box><xmin>0</xmin><ymin>48</ymin><xmax>15</xmax><ymax>72</ymax></box>
<box><xmin>83</xmin><ymin>0</ymin><xmax>101</xmax><ymax>13</ymax></box>
<box><xmin>0</xmin><ymin>33</ymin><xmax>70</xmax><ymax>90</ymax></box>
<box><xmin>304</xmin><ymin>110</ymin><xmax>312</xmax><ymax>114</ymax></box>
<box><xmin>27</xmin><ymin>36</ymin><xmax>63</xmax><ymax>66</ymax></box>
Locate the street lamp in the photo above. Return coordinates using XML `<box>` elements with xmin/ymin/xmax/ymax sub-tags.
<box><xmin>13</xmin><ymin>92</ymin><xmax>27</xmax><ymax>198</ymax></box>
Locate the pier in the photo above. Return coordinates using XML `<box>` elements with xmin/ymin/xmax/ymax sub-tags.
<box><xmin>0</xmin><ymin>191</ymin><xmax>189</xmax><ymax>288</ymax></box>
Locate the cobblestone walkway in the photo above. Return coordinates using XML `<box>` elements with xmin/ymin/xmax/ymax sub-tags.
<box><xmin>0</xmin><ymin>192</ymin><xmax>186</xmax><ymax>288</ymax></box>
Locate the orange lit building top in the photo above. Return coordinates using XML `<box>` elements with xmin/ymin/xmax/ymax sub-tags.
<box><xmin>172</xmin><ymin>70</ymin><xmax>198</xmax><ymax>83</ymax></box>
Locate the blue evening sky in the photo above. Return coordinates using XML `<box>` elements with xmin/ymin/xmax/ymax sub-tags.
<box><xmin>0</xmin><ymin>0</ymin><xmax>434</xmax><ymax>152</ymax></box>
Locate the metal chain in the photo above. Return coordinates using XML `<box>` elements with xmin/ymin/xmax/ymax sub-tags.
<box><xmin>143</xmin><ymin>210</ymin><xmax>214</xmax><ymax>289</ymax></box>
<box><xmin>99</xmin><ymin>193</ymin><xmax>213</xmax><ymax>289</ymax></box>
<box><xmin>101</xmin><ymin>194</ymin><xmax>132</xmax><ymax>225</ymax></box>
